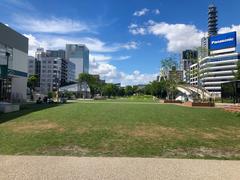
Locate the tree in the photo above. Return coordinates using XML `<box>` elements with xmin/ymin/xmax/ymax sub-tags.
<box><xmin>144</xmin><ymin>84</ymin><xmax>152</xmax><ymax>95</ymax></box>
<box><xmin>27</xmin><ymin>75</ymin><xmax>38</xmax><ymax>100</ymax></box>
<box><xmin>234</xmin><ymin>60</ymin><xmax>240</xmax><ymax>80</ymax></box>
<box><xmin>103</xmin><ymin>83</ymin><xmax>118</xmax><ymax>98</ymax></box>
<box><xmin>125</xmin><ymin>86</ymin><xmax>133</xmax><ymax>96</ymax></box>
<box><xmin>160</xmin><ymin>57</ymin><xmax>178</xmax><ymax>72</ymax></box>
<box><xmin>117</xmin><ymin>87</ymin><xmax>125</xmax><ymax>97</ymax></box>
<box><xmin>78</xmin><ymin>73</ymin><xmax>104</xmax><ymax>98</ymax></box>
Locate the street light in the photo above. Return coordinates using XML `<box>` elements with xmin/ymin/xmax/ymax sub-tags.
<box><xmin>5</xmin><ymin>52</ymin><xmax>10</xmax><ymax>101</ymax></box>
<box><xmin>5</xmin><ymin>52</ymin><xmax>10</xmax><ymax>69</ymax></box>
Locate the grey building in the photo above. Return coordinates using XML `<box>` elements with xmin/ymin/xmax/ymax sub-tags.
<box><xmin>66</xmin><ymin>44</ymin><xmax>89</xmax><ymax>77</ymax></box>
<box><xmin>46</xmin><ymin>49</ymin><xmax>65</xmax><ymax>59</ymax></box>
<box><xmin>0</xmin><ymin>23</ymin><xmax>28</xmax><ymax>102</ymax></box>
<box><xmin>67</xmin><ymin>60</ymin><xmax>76</xmax><ymax>82</ymax></box>
<box><xmin>181</xmin><ymin>50</ymin><xmax>198</xmax><ymax>83</ymax></box>
<box><xmin>28</xmin><ymin>56</ymin><xmax>41</xmax><ymax>88</ymax></box>
<box><xmin>35</xmin><ymin>48</ymin><xmax>45</xmax><ymax>60</ymax></box>
<box><xmin>39</xmin><ymin>57</ymin><xmax>62</xmax><ymax>94</ymax></box>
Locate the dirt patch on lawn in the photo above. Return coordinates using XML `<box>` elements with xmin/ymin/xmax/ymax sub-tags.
<box><xmin>5</xmin><ymin>120</ymin><xmax>64</xmax><ymax>133</ymax></box>
<box><xmin>186</xmin><ymin>127</ymin><xmax>240</xmax><ymax>140</ymax></box>
<box><xmin>163</xmin><ymin>147</ymin><xmax>240</xmax><ymax>159</ymax></box>
<box><xmin>39</xmin><ymin>145</ymin><xmax>90</xmax><ymax>156</ymax></box>
<box><xmin>116</xmin><ymin>125</ymin><xmax>185</xmax><ymax>140</ymax></box>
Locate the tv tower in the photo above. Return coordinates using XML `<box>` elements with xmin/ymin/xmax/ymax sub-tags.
<box><xmin>208</xmin><ymin>4</ymin><xmax>218</xmax><ymax>36</ymax></box>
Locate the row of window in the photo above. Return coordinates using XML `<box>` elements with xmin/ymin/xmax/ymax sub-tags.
<box><xmin>200</xmin><ymin>55</ymin><xmax>240</xmax><ymax>64</ymax></box>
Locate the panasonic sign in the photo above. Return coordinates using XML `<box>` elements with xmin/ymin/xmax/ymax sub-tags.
<box><xmin>209</xmin><ymin>32</ymin><xmax>237</xmax><ymax>54</ymax></box>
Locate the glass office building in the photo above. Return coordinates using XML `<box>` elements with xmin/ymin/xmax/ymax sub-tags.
<box><xmin>66</xmin><ymin>44</ymin><xmax>89</xmax><ymax>77</ymax></box>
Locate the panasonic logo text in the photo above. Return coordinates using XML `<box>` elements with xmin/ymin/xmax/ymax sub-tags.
<box><xmin>211</xmin><ymin>38</ymin><xmax>234</xmax><ymax>45</ymax></box>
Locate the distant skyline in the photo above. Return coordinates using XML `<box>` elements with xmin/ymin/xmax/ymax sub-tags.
<box><xmin>0</xmin><ymin>0</ymin><xmax>240</xmax><ymax>85</ymax></box>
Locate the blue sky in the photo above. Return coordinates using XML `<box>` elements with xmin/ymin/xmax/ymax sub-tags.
<box><xmin>0</xmin><ymin>0</ymin><xmax>240</xmax><ymax>85</ymax></box>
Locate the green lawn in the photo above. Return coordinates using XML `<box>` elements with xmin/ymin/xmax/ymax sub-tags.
<box><xmin>0</xmin><ymin>101</ymin><xmax>240</xmax><ymax>159</ymax></box>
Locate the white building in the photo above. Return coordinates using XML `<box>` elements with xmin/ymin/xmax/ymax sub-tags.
<box><xmin>190</xmin><ymin>32</ymin><xmax>240</xmax><ymax>97</ymax></box>
<box><xmin>0</xmin><ymin>23</ymin><xmax>28</xmax><ymax>102</ymax></box>
<box><xmin>39</xmin><ymin>57</ymin><xmax>62</xmax><ymax>94</ymax></box>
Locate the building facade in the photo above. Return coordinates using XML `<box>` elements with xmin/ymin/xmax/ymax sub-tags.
<box><xmin>66</xmin><ymin>44</ymin><xmax>89</xmax><ymax>77</ymax></box>
<box><xmin>28</xmin><ymin>56</ymin><xmax>41</xmax><ymax>88</ymax></box>
<box><xmin>181</xmin><ymin>50</ymin><xmax>198</xmax><ymax>83</ymax></box>
<box><xmin>190</xmin><ymin>52</ymin><xmax>240</xmax><ymax>97</ymax></box>
<box><xmin>67</xmin><ymin>60</ymin><xmax>76</xmax><ymax>82</ymax></box>
<box><xmin>0</xmin><ymin>23</ymin><xmax>28</xmax><ymax>102</ymax></box>
<box><xmin>39</xmin><ymin>57</ymin><xmax>62</xmax><ymax>94</ymax></box>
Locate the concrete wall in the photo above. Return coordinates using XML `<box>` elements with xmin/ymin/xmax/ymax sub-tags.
<box><xmin>13</xmin><ymin>48</ymin><xmax>28</xmax><ymax>72</ymax></box>
<box><xmin>11</xmin><ymin>77</ymin><xmax>27</xmax><ymax>101</ymax></box>
<box><xmin>0</xmin><ymin>23</ymin><xmax>28</xmax><ymax>54</ymax></box>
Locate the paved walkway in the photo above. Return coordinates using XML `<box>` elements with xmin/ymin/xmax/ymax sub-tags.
<box><xmin>1</xmin><ymin>156</ymin><xmax>240</xmax><ymax>180</ymax></box>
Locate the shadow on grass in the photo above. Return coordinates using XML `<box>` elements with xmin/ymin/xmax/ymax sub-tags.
<box><xmin>0</xmin><ymin>102</ymin><xmax>73</xmax><ymax>124</ymax></box>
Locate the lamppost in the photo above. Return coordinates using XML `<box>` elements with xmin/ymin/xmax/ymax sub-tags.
<box><xmin>5</xmin><ymin>52</ymin><xmax>10</xmax><ymax>101</ymax></box>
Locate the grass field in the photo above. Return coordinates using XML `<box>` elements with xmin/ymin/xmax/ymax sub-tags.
<box><xmin>0</xmin><ymin>101</ymin><xmax>240</xmax><ymax>159</ymax></box>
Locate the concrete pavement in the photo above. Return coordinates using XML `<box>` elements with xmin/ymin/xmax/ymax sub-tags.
<box><xmin>0</xmin><ymin>156</ymin><xmax>240</xmax><ymax>180</ymax></box>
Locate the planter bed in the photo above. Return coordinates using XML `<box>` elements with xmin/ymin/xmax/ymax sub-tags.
<box><xmin>164</xmin><ymin>100</ymin><xmax>182</xmax><ymax>104</ymax></box>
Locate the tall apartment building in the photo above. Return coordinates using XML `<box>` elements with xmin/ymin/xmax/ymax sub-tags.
<box><xmin>66</xmin><ymin>44</ymin><xmax>89</xmax><ymax>77</ymax></box>
<box><xmin>28</xmin><ymin>56</ymin><xmax>41</xmax><ymax>88</ymax></box>
<box><xmin>40</xmin><ymin>57</ymin><xmax>62</xmax><ymax>94</ymax></box>
<box><xmin>28</xmin><ymin>48</ymin><xmax>77</xmax><ymax>94</ymax></box>
<box><xmin>45</xmin><ymin>50</ymin><xmax>68</xmax><ymax>85</ymax></box>
<box><xmin>0</xmin><ymin>23</ymin><xmax>28</xmax><ymax>102</ymax></box>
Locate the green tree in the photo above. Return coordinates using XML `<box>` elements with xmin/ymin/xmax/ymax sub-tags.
<box><xmin>78</xmin><ymin>73</ymin><xmax>104</xmax><ymax>97</ymax></box>
<box><xmin>125</xmin><ymin>86</ymin><xmax>133</xmax><ymax>96</ymax></box>
<box><xmin>160</xmin><ymin>57</ymin><xmax>178</xmax><ymax>72</ymax></box>
<box><xmin>234</xmin><ymin>60</ymin><xmax>240</xmax><ymax>80</ymax></box>
<box><xmin>27</xmin><ymin>75</ymin><xmax>38</xmax><ymax>100</ymax></box>
<box><xmin>103</xmin><ymin>83</ymin><xmax>118</xmax><ymax>98</ymax></box>
<box><xmin>144</xmin><ymin>84</ymin><xmax>152</xmax><ymax>95</ymax></box>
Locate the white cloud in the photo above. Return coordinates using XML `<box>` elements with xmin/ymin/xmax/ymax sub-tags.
<box><xmin>118</xmin><ymin>56</ymin><xmax>131</xmax><ymax>60</ymax></box>
<box><xmin>90</xmin><ymin>61</ymin><xmax>156</xmax><ymax>86</ymax></box>
<box><xmin>129</xmin><ymin>21</ymin><xmax>204</xmax><ymax>53</ymax></box>
<box><xmin>16</xmin><ymin>16</ymin><xmax>90</xmax><ymax>34</ymax></box>
<box><xmin>129</xmin><ymin>23</ymin><xmax>146</xmax><ymax>35</ymax></box>
<box><xmin>153</xmin><ymin>9</ymin><xmax>160</xmax><ymax>15</ymax></box>
<box><xmin>133</xmin><ymin>8</ymin><xmax>149</xmax><ymax>16</ymax></box>
<box><xmin>90</xmin><ymin>61</ymin><xmax>118</xmax><ymax>79</ymax></box>
<box><xmin>89</xmin><ymin>54</ymin><xmax>112</xmax><ymax>62</ymax></box>
<box><xmin>121</xmin><ymin>41</ymin><xmax>138</xmax><ymax>50</ymax></box>
<box><xmin>24</xmin><ymin>34</ymin><xmax>135</xmax><ymax>56</ymax></box>
<box><xmin>148</xmin><ymin>22</ymin><xmax>204</xmax><ymax>52</ymax></box>
<box><xmin>219</xmin><ymin>25</ymin><xmax>240</xmax><ymax>42</ymax></box>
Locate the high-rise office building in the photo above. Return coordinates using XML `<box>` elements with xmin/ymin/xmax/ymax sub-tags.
<box><xmin>46</xmin><ymin>50</ymin><xmax>65</xmax><ymax>59</ymax></box>
<box><xmin>66</xmin><ymin>44</ymin><xmax>89</xmax><ymax>77</ymax></box>
<box><xmin>67</xmin><ymin>61</ymin><xmax>76</xmax><ymax>82</ymax></box>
